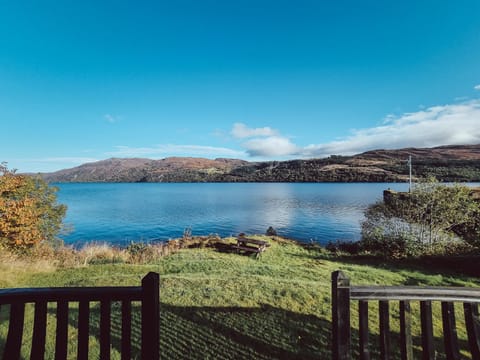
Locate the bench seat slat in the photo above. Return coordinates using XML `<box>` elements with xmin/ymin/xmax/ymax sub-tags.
<box><xmin>236</xmin><ymin>237</ymin><xmax>268</xmax><ymax>246</ymax></box>
<box><xmin>232</xmin><ymin>245</ymin><xmax>264</xmax><ymax>253</ymax></box>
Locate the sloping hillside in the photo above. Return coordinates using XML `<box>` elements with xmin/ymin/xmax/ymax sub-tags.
<box><xmin>42</xmin><ymin>157</ymin><xmax>248</xmax><ymax>182</ymax></box>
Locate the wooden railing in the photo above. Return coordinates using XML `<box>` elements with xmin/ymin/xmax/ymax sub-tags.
<box><xmin>0</xmin><ymin>272</ymin><xmax>159</xmax><ymax>360</ymax></box>
<box><xmin>332</xmin><ymin>270</ymin><xmax>480</xmax><ymax>360</ymax></box>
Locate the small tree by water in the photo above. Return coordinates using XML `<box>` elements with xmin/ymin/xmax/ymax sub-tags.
<box><xmin>361</xmin><ymin>179</ymin><xmax>480</xmax><ymax>258</ymax></box>
<box><xmin>0</xmin><ymin>163</ymin><xmax>67</xmax><ymax>251</ymax></box>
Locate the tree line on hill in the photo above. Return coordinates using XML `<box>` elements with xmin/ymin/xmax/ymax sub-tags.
<box><xmin>41</xmin><ymin>144</ymin><xmax>480</xmax><ymax>183</ymax></box>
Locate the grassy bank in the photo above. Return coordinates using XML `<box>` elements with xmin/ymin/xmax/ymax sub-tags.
<box><xmin>1</xmin><ymin>236</ymin><xmax>479</xmax><ymax>359</ymax></box>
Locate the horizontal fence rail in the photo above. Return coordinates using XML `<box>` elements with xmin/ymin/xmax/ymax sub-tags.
<box><xmin>0</xmin><ymin>287</ymin><xmax>143</xmax><ymax>304</ymax></box>
<box><xmin>332</xmin><ymin>270</ymin><xmax>480</xmax><ymax>360</ymax></box>
<box><xmin>350</xmin><ymin>286</ymin><xmax>480</xmax><ymax>303</ymax></box>
<box><xmin>0</xmin><ymin>272</ymin><xmax>159</xmax><ymax>360</ymax></box>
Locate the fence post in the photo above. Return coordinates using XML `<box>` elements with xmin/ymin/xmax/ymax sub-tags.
<box><xmin>332</xmin><ymin>270</ymin><xmax>351</xmax><ymax>360</ymax></box>
<box><xmin>141</xmin><ymin>272</ymin><xmax>160</xmax><ymax>360</ymax></box>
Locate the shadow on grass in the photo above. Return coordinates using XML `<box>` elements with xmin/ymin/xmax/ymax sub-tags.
<box><xmin>1</xmin><ymin>299</ymin><xmax>474</xmax><ymax>359</ymax></box>
<box><xmin>295</xmin><ymin>245</ymin><xmax>480</xmax><ymax>284</ymax></box>
<box><xmin>160</xmin><ymin>303</ymin><xmax>330</xmax><ymax>359</ymax></box>
<box><xmin>58</xmin><ymin>301</ymin><xmax>331</xmax><ymax>359</ymax></box>
<box><xmin>212</xmin><ymin>242</ymin><xmax>263</xmax><ymax>258</ymax></box>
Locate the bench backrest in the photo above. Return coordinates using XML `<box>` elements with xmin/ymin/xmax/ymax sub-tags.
<box><xmin>332</xmin><ymin>270</ymin><xmax>480</xmax><ymax>360</ymax></box>
<box><xmin>0</xmin><ymin>272</ymin><xmax>159</xmax><ymax>360</ymax></box>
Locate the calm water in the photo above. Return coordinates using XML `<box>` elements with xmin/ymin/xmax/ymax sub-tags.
<box><xmin>56</xmin><ymin>182</ymin><xmax>415</xmax><ymax>246</ymax></box>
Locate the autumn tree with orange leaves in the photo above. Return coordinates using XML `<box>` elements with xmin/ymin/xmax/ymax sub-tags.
<box><xmin>0</xmin><ymin>163</ymin><xmax>66</xmax><ymax>251</ymax></box>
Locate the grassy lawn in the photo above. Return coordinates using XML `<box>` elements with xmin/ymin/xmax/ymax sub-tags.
<box><xmin>1</xmin><ymin>236</ymin><xmax>479</xmax><ymax>359</ymax></box>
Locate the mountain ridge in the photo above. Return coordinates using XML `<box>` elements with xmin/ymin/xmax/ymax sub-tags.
<box><xmin>41</xmin><ymin>144</ymin><xmax>480</xmax><ymax>183</ymax></box>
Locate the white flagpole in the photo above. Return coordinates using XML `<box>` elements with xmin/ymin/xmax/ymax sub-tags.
<box><xmin>407</xmin><ymin>155</ymin><xmax>412</xmax><ymax>192</ymax></box>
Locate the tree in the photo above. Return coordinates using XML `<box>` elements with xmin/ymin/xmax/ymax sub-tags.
<box><xmin>361</xmin><ymin>179</ymin><xmax>480</xmax><ymax>258</ymax></box>
<box><xmin>0</xmin><ymin>163</ymin><xmax>66</xmax><ymax>251</ymax></box>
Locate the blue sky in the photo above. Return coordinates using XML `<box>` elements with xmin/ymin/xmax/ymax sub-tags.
<box><xmin>1</xmin><ymin>1</ymin><xmax>480</xmax><ymax>172</ymax></box>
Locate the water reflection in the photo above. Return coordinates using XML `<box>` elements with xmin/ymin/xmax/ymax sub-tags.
<box><xmin>57</xmin><ymin>182</ymin><xmax>412</xmax><ymax>246</ymax></box>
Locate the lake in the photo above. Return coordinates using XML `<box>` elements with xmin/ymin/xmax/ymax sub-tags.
<box><xmin>55</xmin><ymin>182</ymin><xmax>417</xmax><ymax>246</ymax></box>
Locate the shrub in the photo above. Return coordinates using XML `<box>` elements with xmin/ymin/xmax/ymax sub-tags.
<box><xmin>0</xmin><ymin>163</ymin><xmax>66</xmax><ymax>251</ymax></box>
<box><xmin>361</xmin><ymin>180</ymin><xmax>480</xmax><ymax>258</ymax></box>
<box><xmin>79</xmin><ymin>243</ymin><xmax>128</xmax><ymax>265</ymax></box>
<box><xmin>325</xmin><ymin>240</ymin><xmax>362</xmax><ymax>255</ymax></box>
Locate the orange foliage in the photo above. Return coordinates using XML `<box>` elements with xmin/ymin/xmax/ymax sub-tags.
<box><xmin>0</xmin><ymin>165</ymin><xmax>66</xmax><ymax>250</ymax></box>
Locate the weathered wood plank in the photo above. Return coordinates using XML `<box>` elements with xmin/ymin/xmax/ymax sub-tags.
<box><xmin>0</xmin><ymin>286</ymin><xmax>143</xmax><ymax>304</ymax></box>
<box><xmin>100</xmin><ymin>300</ymin><xmax>111</xmax><ymax>360</ymax></box>
<box><xmin>420</xmin><ymin>301</ymin><xmax>435</xmax><ymax>360</ymax></box>
<box><xmin>55</xmin><ymin>300</ymin><xmax>69</xmax><ymax>360</ymax></box>
<box><xmin>399</xmin><ymin>300</ymin><xmax>413</xmax><ymax>360</ymax></box>
<box><xmin>379</xmin><ymin>300</ymin><xmax>390</xmax><ymax>360</ymax></box>
<box><xmin>231</xmin><ymin>245</ymin><xmax>263</xmax><ymax>253</ymax></box>
<box><xmin>31</xmin><ymin>300</ymin><xmax>48</xmax><ymax>360</ymax></box>
<box><xmin>77</xmin><ymin>300</ymin><xmax>90</xmax><ymax>360</ymax></box>
<box><xmin>121</xmin><ymin>300</ymin><xmax>132</xmax><ymax>360</ymax></box>
<box><xmin>350</xmin><ymin>286</ymin><xmax>480</xmax><ymax>303</ymax></box>
<box><xmin>351</xmin><ymin>286</ymin><xmax>480</xmax><ymax>303</ymax></box>
<box><xmin>358</xmin><ymin>300</ymin><xmax>370</xmax><ymax>360</ymax></box>
<box><xmin>464</xmin><ymin>302</ymin><xmax>480</xmax><ymax>359</ymax></box>
<box><xmin>3</xmin><ymin>302</ymin><xmax>25</xmax><ymax>360</ymax></box>
<box><xmin>142</xmin><ymin>272</ymin><xmax>160</xmax><ymax>360</ymax></box>
<box><xmin>236</xmin><ymin>237</ymin><xmax>268</xmax><ymax>246</ymax></box>
<box><xmin>332</xmin><ymin>271</ymin><xmax>351</xmax><ymax>360</ymax></box>
<box><xmin>442</xmin><ymin>302</ymin><xmax>461</xmax><ymax>360</ymax></box>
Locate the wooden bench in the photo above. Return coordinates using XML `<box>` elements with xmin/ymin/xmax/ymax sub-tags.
<box><xmin>232</xmin><ymin>237</ymin><xmax>269</xmax><ymax>257</ymax></box>
<box><xmin>332</xmin><ymin>270</ymin><xmax>480</xmax><ymax>360</ymax></box>
<box><xmin>0</xmin><ymin>272</ymin><xmax>159</xmax><ymax>360</ymax></box>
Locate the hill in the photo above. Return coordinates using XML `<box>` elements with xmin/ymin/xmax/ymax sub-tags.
<box><xmin>41</xmin><ymin>144</ymin><xmax>480</xmax><ymax>183</ymax></box>
<box><xmin>41</xmin><ymin>157</ymin><xmax>248</xmax><ymax>183</ymax></box>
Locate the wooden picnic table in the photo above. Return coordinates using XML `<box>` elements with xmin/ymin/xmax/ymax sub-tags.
<box><xmin>233</xmin><ymin>236</ymin><xmax>269</xmax><ymax>256</ymax></box>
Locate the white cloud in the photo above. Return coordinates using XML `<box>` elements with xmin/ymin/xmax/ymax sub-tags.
<box><xmin>301</xmin><ymin>99</ymin><xmax>480</xmax><ymax>158</ymax></box>
<box><xmin>34</xmin><ymin>157</ymin><xmax>100</xmax><ymax>164</ymax></box>
<box><xmin>229</xmin><ymin>123</ymin><xmax>299</xmax><ymax>157</ymax></box>
<box><xmin>243</xmin><ymin>136</ymin><xmax>299</xmax><ymax>157</ymax></box>
<box><xmin>475</xmin><ymin>84</ymin><xmax>480</xmax><ymax>91</ymax></box>
<box><xmin>231</xmin><ymin>99</ymin><xmax>480</xmax><ymax>160</ymax></box>
<box><xmin>11</xmin><ymin>157</ymin><xmax>100</xmax><ymax>173</ymax></box>
<box><xmin>104</xmin><ymin>114</ymin><xmax>119</xmax><ymax>123</ymax></box>
<box><xmin>107</xmin><ymin>144</ymin><xmax>244</xmax><ymax>158</ymax></box>
<box><xmin>231</xmin><ymin>123</ymin><xmax>278</xmax><ymax>139</ymax></box>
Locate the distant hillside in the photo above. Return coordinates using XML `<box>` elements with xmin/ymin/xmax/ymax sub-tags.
<box><xmin>41</xmin><ymin>157</ymin><xmax>248</xmax><ymax>183</ymax></box>
<box><xmin>41</xmin><ymin>144</ymin><xmax>480</xmax><ymax>183</ymax></box>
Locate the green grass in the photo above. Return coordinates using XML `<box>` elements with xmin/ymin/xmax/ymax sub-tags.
<box><xmin>1</xmin><ymin>236</ymin><xmax>480</xmax><ymax>359</ymax></box>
